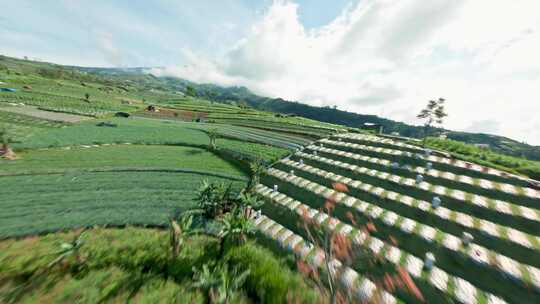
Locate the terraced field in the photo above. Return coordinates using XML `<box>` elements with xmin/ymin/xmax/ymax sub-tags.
<box><xmin>254</xmin><ymin>132</ymin><xmax>540</xmax><ymax>303</ymax></box>
<box><xmin>0</xmin><ymin>145</ymin><xmax>247</xmax><ymax>238</ymax></box>
<box><xmin>0</xmin><ymin>109</ymin><xmax>67</xmax><ymax>141</ymax></box>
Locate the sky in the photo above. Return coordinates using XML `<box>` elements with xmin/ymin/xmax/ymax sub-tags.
<box><xmin>1</xmin><ymin>0</ymin><xmax>540</xmax><ymax>144</ymax></box>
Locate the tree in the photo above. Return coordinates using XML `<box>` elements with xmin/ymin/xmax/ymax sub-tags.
<box><xmin>186</xmin><ymin>85</ymin><xmax>197</xmax><ymax>97</ymax></box>
<box><xmin>48</xmin><ymin>229</ymin><xmax>87</xmax><ymax>268</ymax></box>
<box><xmin>84</xmin><ymin>93</ymin><xmax>90</xmax><ymax>102</ymax></box>
<box><xmin>208</xmin><ymin>128</ymin><xmax>219</xmax><ymax>150</ymax></box>
<box><xmin>191</xmin><ymin>263</ymin><xmax>250</xmax><ymax>304</ymax></box>
<box><xmin>247</xmin><ymin>158</ymin><xmax>265</xmax><ymax>191</ymax></box>
<box><xmin>169</xmin><ymin>213</ymin><xmax>202</xmax><ymax>258</ymax></box>
<box><xmin>417</xmin><ymin>98</ymin><xmax>447</xmax><ymax>145</ymax></box>
<box><xmin>196</xmin><ymin>180</ymin><xmax>235</xmax><ymax>218</ymax></box>
<box><xmin>0</xmin><ymin>125</ymin><xmax>16</xmax><ymax>160</ymax></box>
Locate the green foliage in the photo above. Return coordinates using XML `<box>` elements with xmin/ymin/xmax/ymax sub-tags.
<box><xmin>417</xmin><ymin>98</ymin><xmax>447</xmax><ymax>143</ymax></box>
<box><xmin>423</xmin><ymin>137</ymin><xmax>540</xmax><ymax>180</ymax></box>
<box><xmin>225</xmin><ymin>243</ymin><xmax>320</xmax><ymax>304</ymax></box>
<box><xmin>196</xmin><ymin>180</ymin><xmax>236</xmax><ymax>219</ymax></box>
<box><xmin>0</xmin><ymin>228</ymin><xmax>318</xmax><ymax>303</ymax></box>
<box><xmin>0</xmin><ymin>145</ymin><xmax>245</xmax><ymax>176</ymax></box>
<box><xmin>218</xmin><ymin>210</ymin><xmax>256</xmax><ymax>246</ymax></box>
<box><xmin>185</xmin><ymin>85</ymin><xmax>197</xmax><ymax>97</ymax></box>
<box><xmin>0</xmin><ymin>172</ymin><xmax>244</xmax><ymax>238</ymax></box>
<box><xmin>248</xmin><ymin>158</ymin><xmax>266</xmax><ymax>191</ymax></box>
<box><xmin>170</xmin><ymin>214</ymin><xmax>203</xmax><ymax>258</ymax></box>
<box><xmin>48</xmin><ymin>229</ymin><xmax>87</xmax><ymax>268</ymax></box>
<box><xmin>208</xmin><ymin>128</ymin><xmax>219</xmax><ymax>150</ymax></box>
<box><xmin>191</xmin><ymin>263</ymin><xmax>250</xmax><ymax>304</ymax></box>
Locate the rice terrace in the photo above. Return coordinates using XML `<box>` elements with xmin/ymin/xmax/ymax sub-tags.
<box><xmin>2</xmin><ymin>1</ymin><xmax>540</xmax><ymax>303</ymax></box>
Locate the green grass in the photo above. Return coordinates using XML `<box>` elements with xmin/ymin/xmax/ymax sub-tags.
<box><xmin>12</xmin><ymin>117</ymin><xmax>289</xmax><ymax>162</ymax></box>
<box><xmin>0</xmin><ymin>227</ymin><xmax>320</xmax><ymax>303</ymax></box>
<box><xmin>0</xmin><ymin>171</ymin><xmax>245</xmax><ymax>238</ymax></box>
<box><xmin>0</xmin><ymin>110</ymin><xmax>65</xmax><ymax>141</ymax></box>
<box><xmin>0</xmin><ymin>145</ymin><xmax>244</xmax><ymax>176</ymax></box>
<box><xmin>420</xmin><ymin>137</ymin><xmax>540</xmax><ymax>180</ymax></box>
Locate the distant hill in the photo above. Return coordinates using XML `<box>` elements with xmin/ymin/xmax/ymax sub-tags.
<box><xmin>73</xmin><ymin>65</ymin><xmax>540</xmax><ymax>162</ymax></box>
<box><xmin>2</xmin><ymin>56</ymin><xmax>538</xmax><ymax>161</ymax></box>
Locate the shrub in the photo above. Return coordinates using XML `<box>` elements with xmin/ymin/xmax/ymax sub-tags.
<box><xmin>225</xmin><ymin>243</ymin><xmax>320</xmax><ymax>304</ymax></box>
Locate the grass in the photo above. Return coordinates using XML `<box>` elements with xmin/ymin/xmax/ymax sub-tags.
<box><xmin>0</xmin><ymin>145</ymin><xmax>245</xmax><ymax>176</ymax></box>
<box><xmin>11</xmin><ymin>117</ymin><xmax>289</xmax><ymax>162</ymax></box>
<box><xmin>0</xmin><ymin>172</ymin><xmax>245</xmax><ymax>238</ymax></box>
<box><xmin>420</xmin><ymin>137</ymin><xmax>540</xmax><ymax>180</ymax></box>
<box><xmin>0</xmin><ymin>110</ymin><xmax>65</xmax><ymax>141</ymax></box>
<box><xmin>0</xmin><ymin>227</ymin><xmax>320</xmax><ymax>303</ymax></box>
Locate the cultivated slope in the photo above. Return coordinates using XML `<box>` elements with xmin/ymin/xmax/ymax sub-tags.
<box><xmin>255</xmin><ymin>132</ymin><xmax>540</xmax><ymax>304</ymax></box>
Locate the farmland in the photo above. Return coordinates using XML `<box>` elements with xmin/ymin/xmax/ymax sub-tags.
<box><xmin>255</xmin><ymin>133</ymin><xmax>540</xmax><ymax>303</ymax></box>
<box><xmin>1</xmin><ymin>55</ymin><xmax>540</xmax><ymax>303</ymax></box>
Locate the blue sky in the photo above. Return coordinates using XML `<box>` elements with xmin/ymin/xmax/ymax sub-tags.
<box><xmin>0</xmin><ymin>0</ymin><xmax>352</xmax><ymax>67</ymax></box>
<box><xmin>1</xmin><ymin>0</ymin><xmax>540</xmax><ymax>144</ymax></box>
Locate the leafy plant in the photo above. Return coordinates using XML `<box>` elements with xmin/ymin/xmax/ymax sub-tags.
<box><xmin>169</xmin><ymin>213</ymin><xmax>202</xmax><ymax>257</ymax></box>
<box><xmin>191</xmin><ymin>263</ymin><xmax>250</xmax><ymax>304</ymax></box>
<box><xmin>48</xmin><ymin>229</ymin><xmax>87</xmax><ymax>268</ymax></box>
<box><xmin>248</xmin><ymin>158</ymin><xmax>266</xmax><ymax>191</ymax></box>
<box><xmin>196</xmin><ymin>180</ymin><xmax>236</xmax><ymax>219</ymax></box>
<box><xmin>208</xmin><ymin>128</ymin><xmax>219</xmax><ymax>150</ymax></box>
<box><xmin>417</xmin><ymin>98</ymin><xmax>447</xmax><ymax>145</ymax></box>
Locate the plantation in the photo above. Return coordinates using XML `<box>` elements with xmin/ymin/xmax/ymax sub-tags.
<box><xmin>0</xmin><ymin>228</ymin><xmax>319</xmax><ymax>303</ymax></box>
<box><xmin>2</xmin><ymin>55</ymin><xmax>540</xmax><ymax>303</ymax></box>
<box><xmin>0</xmin><ymin>171</ymin><xmax>245</xmax><ymax>238</ymax></box>
<box><xmin>254</xmin><ymin>132</ymin><xmax>540</xmax><ymax>303</ymax></box>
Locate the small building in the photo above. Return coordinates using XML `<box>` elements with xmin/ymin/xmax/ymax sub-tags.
<box><xmin>363</xmin><ymin>122</ymin><xmax>383</xmax><ymax>134</ymax></box>
<box><xmin>438</xmin><ymin>132</ymin><xmax>448</xmax><ymax>139</ymax></box>
<box><xmin>0</xmin><ymin>88</ymin><xmax>17</xmax><ymax>92</ymax></box>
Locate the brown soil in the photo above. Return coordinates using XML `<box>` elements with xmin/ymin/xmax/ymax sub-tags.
<box><xmin>1</xmin><ymin>144</ymin><xmax>17</xmax><ymax>160</ymax></box>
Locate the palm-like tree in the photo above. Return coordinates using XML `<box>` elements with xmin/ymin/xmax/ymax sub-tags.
<box><xmin>170</xmin><ymin>213</ymin><xmax>202</xmax><ymax>257</ymax></box>
<box><xmin>215</xmin><ymin>266</ymin><xmax>250</xmax><ymax>304</ymax></box>
<box><xmin>208</xmin><ymin>128</ymin><xmax>219</xmax><ymax>150</ymax></box>
<box><xmin>217</xmin><ymin>210</ymin><xmax>255</xmax><ymax>258</ymax></box>
<box><xmin>48</xmin><ymin>230</ymin><xmax>87</xmax><ymax>268</ymax></box>
<box><xmin>192</xmin><ymin>263</ymin><xmax>250</xmax><ymax>304</ymax></box>
<box><xmin>247</xmin><ymin>158</ymin><xmax>265</xmax><ymax>191</ymax></box>
<box><xmin>0</xmin><ymin>125</ymin><xmax>16</xmax><ymax>160</ymax></box>
<box><xmin>192</xmin><ymin>264</ymin><xmax>221</xmax><ymax>304</ymax></box>
<box><xmin>417</xmin><ymin>98</ymin><xmax>447</xmax><ymax>145</ymax></box>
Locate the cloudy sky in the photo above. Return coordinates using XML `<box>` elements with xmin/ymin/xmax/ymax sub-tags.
<box><xmin>2</xmin><ymin>1</ymin><xmax>540</xmax><ymax>144</ymax></box>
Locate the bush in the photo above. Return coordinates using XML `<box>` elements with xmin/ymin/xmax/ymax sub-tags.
<box><xmin>225</xmin><ymin>243</ymin><xmax>320</xmax><ymax>304</ymax></box>
<box><xmin>422</xmin><ymin>137</ymin><xmax>540</xmax><ymax>180</ymax></box>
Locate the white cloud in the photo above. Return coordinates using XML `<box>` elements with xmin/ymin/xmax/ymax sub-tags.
<box><xmin>153</xmin><ymin>0</ymin><xmax>540</xmax><ymax>144</ymax></box>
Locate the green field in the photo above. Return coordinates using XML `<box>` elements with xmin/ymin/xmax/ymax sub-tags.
<box><xmin>0</xmin><ymin>228</ymin><xmax>319</xmax><ymax>303</ymax></box>
<box><xmin>0</xmin><ymin>145</ymin><xmax>243</xmax><ymax>175</ymax></box>
<box><xmin>0</xmin><ymin>171</ymin><xmax>245</xmax><ymax>238</ymax></box>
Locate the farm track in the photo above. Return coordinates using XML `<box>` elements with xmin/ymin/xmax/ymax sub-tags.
<box><xmin>0</xmin><ymin>166</ymin><xmax>247</xmax><ymax>180</ymax></box>
<box><xmin>0</xmin><ymin>105</ymin><xmax>92</xmax><ymax>123</ymax></box>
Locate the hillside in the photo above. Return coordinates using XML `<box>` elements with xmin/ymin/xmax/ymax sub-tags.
<box><xmin>1</xmin><ymin>54</ymin><xmax>539</xmax><ymax>303</ymax></box>
<box><xmin>73</xmin><ymin>64</ymin><xmax>540</xmax><ymax>162</ymax></box>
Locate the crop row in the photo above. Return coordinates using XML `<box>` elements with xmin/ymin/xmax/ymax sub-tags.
<box><xmin>255</xmin><ymin>184</ymin><xmax>510</xmax><ymax>304</ymax></box>
<box><xmin>333</xmin><ymin>134</ymin><xmax>532</xmax><ymax>186</ymax></box>
<box><xmin>321</xmin><ymin>137</ymin><xmax>539</xmax><ymax>191</ymax></box>
<box><xmin>291</xmin><ymin>150</ymin><xmax>540</xmax><ymax>231</ymax></box>
<box><xmin>260</xmin><ymin>168</ymin><xmax>540</xmax><ymax>295</ymax></box>
<box><xmin>274</xmin><ymin>159</ymin><xmax>540</xmax><ymax>264</ymax></box>
<box><xmin>0</xmin><ymin>171</ymin><xmax>245</xmax><ymax>238</ymax></box>
<box><xmin>253</xmin><ymin>213</ymin><xmax>399</xmax><ymax>303</ymax></box>
<box><xmin>303</xmin><ymin>143</ymin><xmax>540</xmax><ymax>208</ymax></box>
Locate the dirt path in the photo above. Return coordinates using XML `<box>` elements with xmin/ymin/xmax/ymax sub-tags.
<box><xmin>0</xmin><ymin>106</ymin><xmax>93</xmax><ymax>123</ymax></box>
